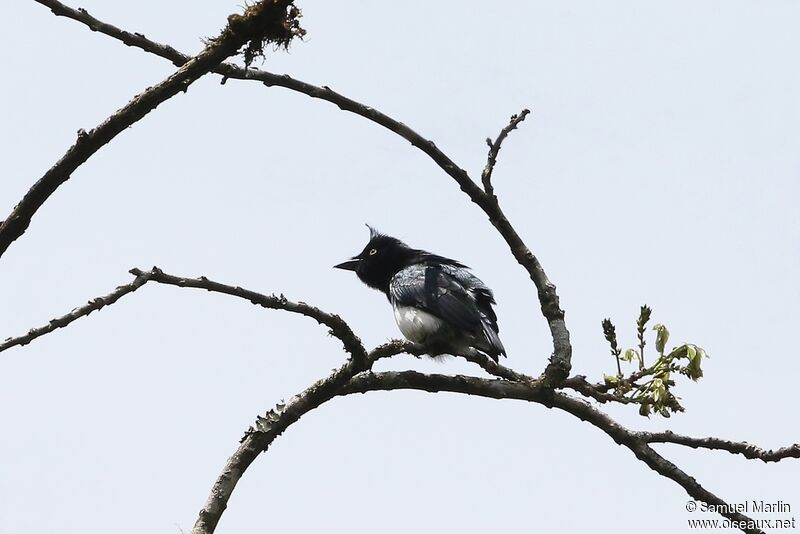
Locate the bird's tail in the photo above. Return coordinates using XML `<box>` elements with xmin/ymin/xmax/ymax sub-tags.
<box><xmin>480</xmin><ymin>319</ymin><xmax>506</xmax><ymax>362</ymax></box>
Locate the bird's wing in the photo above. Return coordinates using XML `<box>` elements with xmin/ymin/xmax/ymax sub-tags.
<box><xmin>438</xmin><ymin>263</ymin><xmax>505</xmax><ymax>357</ymax></box>
<box><xmin>389</xmin><ymin>264</ymin><xmax>483</xmax><ymax>334</ymax></box>
<box><xmin>439</xmin><ymin>263</ymin><xmax>498</xmax><ymax>327</ymax></box>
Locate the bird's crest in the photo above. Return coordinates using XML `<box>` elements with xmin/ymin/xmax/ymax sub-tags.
<box><xmin>365</xmin><ymin>223</ymin><xmax>382</xmax><ymax>240</ymax></box>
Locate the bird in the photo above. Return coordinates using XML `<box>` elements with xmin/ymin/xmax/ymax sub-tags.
<box><xmin>334</xmin><ymin>226</ymin><xmax>506</xmax><ymax>362</ymax></box>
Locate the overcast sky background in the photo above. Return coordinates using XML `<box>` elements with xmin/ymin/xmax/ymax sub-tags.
<box><xmin>1</xmin><ymin>1</ymin><xmax>799</xmax><ymax>533</ymax></box>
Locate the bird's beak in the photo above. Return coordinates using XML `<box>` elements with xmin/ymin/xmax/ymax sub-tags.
<box><xmin>333</xmin><ymin>258</ymin><xmax>360</xmax><ymax>271</ymax></box>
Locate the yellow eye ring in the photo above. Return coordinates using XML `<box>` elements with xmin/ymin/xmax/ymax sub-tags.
<box><xmin>368</xmin><ymin>248</ymin><xmax>378</xmax><ymax>256</ymax></box>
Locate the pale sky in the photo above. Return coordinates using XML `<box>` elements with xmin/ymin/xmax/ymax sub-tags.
<box><xmin>1</xmin><ymin>1</ymin><xmax>799</xmax><ymax>533</ymax></box>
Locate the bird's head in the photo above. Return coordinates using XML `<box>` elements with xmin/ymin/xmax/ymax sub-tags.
<box><xmin>334</xmin><ymin>225</ymin><xmax>416</xmax><ymax>293</ymax></box>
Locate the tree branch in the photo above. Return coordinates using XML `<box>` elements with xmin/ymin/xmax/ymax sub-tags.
<box><xmin>3</xmin><ymin>264</ymin><xmax>788</xmax><ymax>534</ymax></box>
<box><xmin>0</xmin><ymin>0</ymin><xmax>302</xmax><ymax>260</ymax></box>
<box><xmin>128</xmin><ymin>267</ymin><xmax>367</xmax><ymax>363</ymax></box>
<box><xmin>481</xmin><ymin>109</ymin><xmax>531</xmax><ymax>196</ymax></box>
<box><xmin>640</xmin><ymin>430</ymin><xmax>800</xmax><ymax>463</ymax></box>
<box><xmin>561</xmin><ymin>374</ymin><xmax>641</xmax><ymax>405</ymax></box>
<box><xmin>341</xmin><ymin>372</ymin><xmax>767</xmax><ymax>534</ymax></box>
<box><xmin>33</xmin><ymin>0</ymin><xmax>572</xmax><ymax>383</ymax></box>
<box><xmin>18</xmin><ymin>7</ymin><xmax>791</xmax><ymax>534</ymax></box>
<box><xmin>0</xmin><ymin>268</ymin><xmax>154</xmax><ymax>354</ymax></box>
<box><xmin>196</xmin><ymin>369</ymin><xmax>770</xmax><ymax>534</ymax></box>
<box><xmin>193</xmin><ymin>345</ymin><xmax>387</xmax><ymax>534</ymax></box>
<box><xmin>2</xmin><ymin>267</ymin><xmax>367</xmax><ymax>364</ymax></box>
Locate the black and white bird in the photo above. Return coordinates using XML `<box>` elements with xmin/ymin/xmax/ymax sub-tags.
<box><xmin>334</xmin><ymin>227</ymin><xmax>506</xmax><ymax>361</ymax></box>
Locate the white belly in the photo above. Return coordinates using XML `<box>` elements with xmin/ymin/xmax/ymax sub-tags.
<box><xmin>392</xmin><ymin>305</ymin><xmax>444</xmax><ymax>343</ymax></box>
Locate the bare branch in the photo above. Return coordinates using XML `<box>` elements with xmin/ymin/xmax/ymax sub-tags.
<box><xmin>3</xmin><ymin>262</ymin><xmax>782</xmax><ymax>534</ymax></box>
<box><xmin>20</xmin><ymin>7</ymin><xmax>787</xmax><ymax>534</ymax></box>
<box><xmin>342</xmin><ymin>372</ymin><xmax>767</xmax><ymax>534</ymax></box>
<box><xmin>547</xmin><ymin>392</ymin><xmax>767</xmax><ymax>534</ymax></box>
<box><xmin>128</xmin><ymin>267</ymin><xmax>368</xmax><ymax>364</ymax></box>
<box><xmin>640</xmin><ymin>430</ymin><xmax>800</xmax><ymax>463</ymax></box>
<box><xmin>192</xmin><ymin>345</ymin><xmax>386</xmax><ymax>534</ymax></box>
<box><xmin>0</xmin><ymin>269</ymin><xmax>154</xmax><ymax>354</ymax></box>
<box><xmin>481</xmin><ymin>109</ymin><xmax>531</xmax><ymax>196</ymax></box>
<box><xmin>2</xmin><ymin>267</ymin><xmax>367</xmax><ymax>364</ymax></box>
<box><xmin>36</xmin><ymin>0</ymin><xmax>572</xmax><ymax>383</ymax></box>
<box><xmin>198</xmin><ymin>368</ymin><xmax>768</xmax><ymax>534</ymax></box>
<box><xmin>0</xmin><ymin>0</ymin><xmax>302</xmax><ymax>260</ymax></box>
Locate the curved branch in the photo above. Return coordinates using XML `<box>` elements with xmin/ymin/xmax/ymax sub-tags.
<box><xmin>2</xmin><ymin>267</ymin><xmax>367</xmax><ymax>363</ymax></box>
<box><xmin>129</xmin><ymin>267</ymin><xmax>367</xmax><ymax>363</ymax></box>
<box><xmin>0</xmin><ymin>269</ymin><xmax>154</xmax><ymax>354</ymax></box>
<box><xmin>542</xmin><ymin>390</ymin><xmax>765</xmax><ymax>533</ymax></box>
<box><xmin>34</xmin><ymin>0</ymin><xmax>572</xmax><ymax>383</ymax></box>
<box><xmin>640</xmin><ymin>430</ymin><xmax>800</xmax><ymax>463</ymax></box>
<box><xmin>0</xmin><ymin>0</ymin><xmax>301</xmax><ymax>260</ymax></box>
<box><xmin>3</xmin><ymin>262</ymin><xmax>785</xmax><ymax>534</ymax></box>
<box><xmin>197</xmin><ymin>369</ymin><xmax>767</xmax><ymax>534</ymax></box>
<box><xmin>192</xmin><ymin>348</ymin><xmax>381</xmax><ymax>534</ymax></box>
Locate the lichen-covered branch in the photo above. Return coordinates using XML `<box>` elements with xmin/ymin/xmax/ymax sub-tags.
<box><xmin>33</xmin><ymin>0</ymin><xmax>572</xmax><ymax>383</ymax></box>
<box><xmin>0</xmin><ymin>0</ymin><xmax>303</xmax><ymax>260</ymax></box>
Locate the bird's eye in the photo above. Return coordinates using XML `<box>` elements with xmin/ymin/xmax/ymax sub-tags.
<box><xmin>368</xmin><ymin>248</ymin><xmax>378</xmax><ymax>256</ymax></box>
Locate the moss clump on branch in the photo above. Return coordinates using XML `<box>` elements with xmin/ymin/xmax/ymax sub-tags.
<box><xmin>225</xmin><ymin>1</ymin><xmax>306</xmax><ymax>67</ymax></box>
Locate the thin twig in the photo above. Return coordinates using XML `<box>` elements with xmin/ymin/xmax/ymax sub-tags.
<box><xmin>0</xmin><ymin>269</ymin><xmax>154</xmax><ymax>354</ymax></box>
<box><xmin>1</xmin><ymin>267</ymin><xmax>368</xmax><ymax>364</ymax></box>
<box><xmin>34</xmin><ymin>0</ymin><xmax>573</xmax><ymax>384</ymax></box>
<box><xmin>594</xmin><ymin>365</ymin><xmax>655</xmax><ymax>393</ymax></box>
<box><xmin>561</xmin><ymin>375</ymin><xmax>639</xmax><ymax>404</ymax></box>
<box><xmin>640</xmin><ymin>431</ymin><xmax>800</xmax><ymax>463</ymax></box>
<box><xmin>481</xmin><ymin>109</ymin><xmax>531</xmax><ymax>196</ymax></box>
<box><xmin>0</xmin><ymin>0</ymin><xmax>300</xmax><ymax>260</ymax></box>
<box><xmin>128</xmin><ymin>267</ymin><xmax>368</xmax><ymax>364</ymax></box>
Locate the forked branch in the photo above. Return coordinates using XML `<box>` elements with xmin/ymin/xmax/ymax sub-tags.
<box><xmin>3</xmin><ymin>267</ymin><xmax>794</xmax><ymax>534</ymax></box>
<box><xmin>481</xmin><ymin>109</ymin><xmax>531</xmax><ymax>196</ymax></box>
<box><xmin>640</xmin><ymin>431</ymin><xmax>800</xmax><ymax>463</ymax></box>
<box><xmin>31</xmin><ymin>0</ymin><xmax>572</xmax><ymax>383</ymax></box>
<box><xmin>8</xmin><ymin>4</ymin><xmax>794</xmax><ymax>534</ymax></box>
<box><xmin>0</xmin><ymin>0</ymin><xmax>302</xmax><ymax>260</ymax></box>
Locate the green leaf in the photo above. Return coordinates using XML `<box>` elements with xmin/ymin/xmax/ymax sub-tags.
<box><xmin>667</xmin><ymin>344</ymin><xmax>688</xmax><ymax>360</ymax></box>
<box><xmin>651</xmin><ymin>378</ymin><xmax>666</xmax><ymax>403</ymax></box>
<box><xmin>653</xmin><ymin>323</ymin><xmax>670</xmax><ymax>355</ymax></box>
<box><xmin>686</xmin><ymin>344</ymin><xmax>704</xmax><ymax>380</ymax></box>
<box><xmin>603</xmin><ymin>374</ymin><xmax>619</xmax><ymax>386</ymax></box>
<box><xmin>622</xmin><ymin>348</ymin><xmax>640</xmax><ymax>363</ymax></box>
